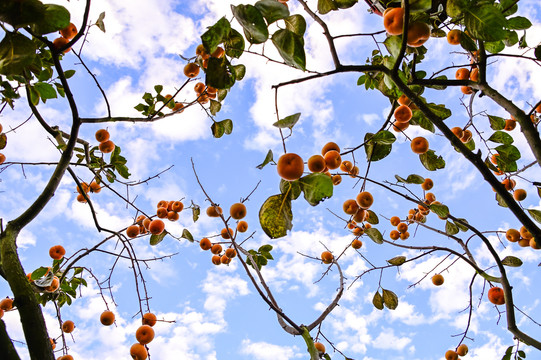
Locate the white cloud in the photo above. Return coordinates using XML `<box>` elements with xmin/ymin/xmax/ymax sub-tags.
<box><xmin>240</xmin><ymin>339</ymin><xmax>303</xmax><ymax>360</ymax></box>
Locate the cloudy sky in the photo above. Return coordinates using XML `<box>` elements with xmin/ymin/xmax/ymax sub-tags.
<box><xmin>1</xmin><ymin>0</ymin><xmax>541</xmax><ymax>359</ymax></box>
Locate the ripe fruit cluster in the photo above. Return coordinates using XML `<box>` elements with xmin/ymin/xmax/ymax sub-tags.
<box><xmin>162</xmin><ymin>94</ymin><xmax>185</xmax><ymax>113</ymax></box>
<box><xmin>75</xmin><ymin>179</ymin><xmax>102</xmax><ymax>203</ymax></box>
<box><xmin>0</xmin><ymin>122</ymin><xmax>7</xmax><ymax>165</ymax></box>
<box><xmin>383</xmin><ymin>7</ymin><xmax>431</xmax><ymax>47</ymax></box>
<box><xmin>505</xmin><ymin>226</ymin><xmax>539</xmax><ymax>250</ymax></box>
<box><xmin>52</xmin><ymin>22</ymin><xmax>77</xmax><ymax>54</ymax></box>
<box><xmin>126</xmin><ymin>213</ymin><xmax>166</xmax><ymax>239</ymax></box>
<box><xmin>96</xmin><ymin>128</ymin><xmax>115</xmax><ymax>154</ymax></box>
<box><xmin>193</xmin><ymin>82</ymin><xmax>217</xmax><ymax>105</ymax></box>
<box><xmin>156</xmin><ymin>199</ymin><xmax>184</xmax><ymax>222</ymax></box>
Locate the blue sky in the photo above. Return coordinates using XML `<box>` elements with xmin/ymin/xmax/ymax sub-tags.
<box><xmin>1</xmin><ymin>0</ymin><xmax>541</xmax><ymax>359</ymax></box>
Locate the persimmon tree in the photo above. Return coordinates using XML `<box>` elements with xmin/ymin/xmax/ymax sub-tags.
<box><xmin>0</xmin><ymin>0</ymin><xmax>540</xmax><ymax>359</ymax></box>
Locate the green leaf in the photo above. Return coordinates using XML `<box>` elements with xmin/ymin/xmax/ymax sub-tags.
<box><xmin>446</xmin><ymin>0</ymin><xmax>467</xmax><ymax>18</ymax></box>
<box><xmin>485</xmin><ymin>40</ymin><xmax>505</xmax><ymax>54</ymax></box>
<box><xmin>298</xmin><ymin>173</ymin><xmax>333</xmax><ymax>206</ymax></box>
<box><xmin>280</xmin><ymin>179</ymin><xmax>301</xmax><ymax>200</ymax></box>
<box><xmin>405</xmin><ymin>174</ymin><xmax>424</xmax><ymax>184</ymax></box>
<box><xmin>273</xmin><ymin>112</ymin><xmax>301</xmax><ymax>130</ymax></box>
<box><xmin>387</xmin><ymin>256</ymin><xmax>406</xmax><ymax>266</ymax></box>
<box><xmin>460</xmin><ymin>32</ymin><xmax>478</xmax><ymax>52</ymax></box>
<box><xmin>430</xmin><ymin>203</ymin><xmax>449</xmax><ymax>218</ymax></box>
<box><xmin>30</xmin><ymin>4</ymin><xmax>70</xmax><ymax>35</ymax></box>
<box><xmin>372</xmin><ymin>291</ymin><xmax>384</xmax><ymax>310</ymax></box>
<box><xmin>445</xmin><ymin>220</ymin><xmax>459</xmax><ymax>235</ymax></box>
<box><xmin>284</xmin><ymin>15</ymin><xmax>306</xmax><ymax>37</ymax></box>
<box><xmin>31</xmin><ymin>266</ymin><xmax>51</xmax><ymax>280</ymax></box>
<box><xmin>63</xmin><ymin>69</ymin><xmax>75</xmax><ymax>79</ymax></box>
<box><xmin>259</xmin><ymin>244</ymin><xmax>273</xmax><ymax>253</ymax></box>
<box><xmin>419</xmin><ymin>150</ymin><xmax>445</xmax><ymax>171</ymax></box>
<box><xmin>426</xmin><ymin>103</ymin><xmax>451</xmax><ymax>120</ymax></box>
<box><xmin>507</xmin><ymin>16</ymin><xmax>532</xmax><ymax>30</ymax></box>
<box><xmin>256</xmin><ymin>149</ymin><xmax>273</xmax><ymax>169</ymax></box>
<box><xmin>488</xmin><ymin>131</ymin><xmax>514</xmax><ymax>145</ymax></box>
<box><xmin>254</xmin><ymin>0</ymin><xmax>289</xmax><ymax>24</ymax></box>
<box><xmin>382</xmin><ymin>288</ymin><xmax>398</xmax><ymax>310</ymax></box>
<box><xmin>454</xmin><ymin>218</ymin><xmax>469</xmax><ymax>232</ymax></box>
<box><xmin>201</xmin><ymin>17</ymin><xmax>231</xmax><ymax>54</ymax></box>
<box><xmin>211</xmin><ymin>119</ymin><xmax>233</xmax><ymax>138</ymax></box>
<box><xmin>464</xmin><ymin>5</ymin><xmax>507</xmax><ymax>42</ymax></box>
<box><xmin>181</xmin><ymin>229</ymin><xmax>194</xmax><ymax>242</ymax></box>
<box><xmin>496</xmin><ymin>144</ymin><xmax>521</xmax><ymax>161</ymax></box>
<box><xmin>224</xmin><ymin>28</ymin><xmax>245</xmax><ymax>58</ymax></box>
<box><xmin>318</xmin><ymin>0</ymin><xmax>338</xmax><ymax>14</ymax></box>
<box><xmin>527</xmin><ymin>209</ymin><xmax>541</xmax><ymax>224</ymax></box>
<box><xmin>0</xmin><ymin>0</ymin><xmax>46</xmax><ymax>28</ymax></box>
<box><xmin>424</xmin><ymin>75</ymin><xmax>448</xmax><ymax>90</ymax></box>
<box><xmin>95</xmin><ymin>12</ymin><xmax>106</xmax><ymax>32</ymax></box>
<box><xmin>501</xmin><ymin>256</ymin><xmax>523</xmax><ymax>267</ymax></box>
<box><xmin>259</xmin><ymin>194</ymin><xmax>293</xmax><ymax>239</ymax></box>
<box><xmin>495</xmin><ymin>192</ymin><xmax>508</xmax><ymax>207</ymax></box>
<box><xmin>0</xmin><ymin>32</ymin><xmax>37</xmax><ymax>76</ymax></box>
<box><xmin>383</xmin><ymin>35</ymin><xmax>402</xmax><ymax>60</ymax></box>
<box><xmin>34</xmin><ymin>82</ymin><xmax>57</xmax><ymax>101</ymax></box>
<box><xmin>371</xmin><ymin>130</ymin><xmax>396</xmax><ymax>145</ymax></box>
<box><xmin>365</xmin><ymin>210</ymin><xmax>379</xmax><ymax>225</ymax></box>
<box><xmin>271</xmin><ymin>29</ymin><xmax>306</xmax><ymax>71</ymax></box>
<box><xmin>503</xmin><ymin>31</ymin><xmax>519</xmax><ymax>48</ymax></box>
<box><xmin>150</xmin><ymin>231</ymin><xmax>167</xmax><ymax>246</ymax></box>
<box><xmin>231</xmin><ymin>64</ymin><xmax>246</xmax><ymax>80</ymax></box>
<box><xmin>365</xmin><ymin>227</ymin><xmax>383</xmax><ymax>244</ymax></box>
<box><xmin>206</xmin><ymin>57</ymin><xmax>236</xmax><ymax>89</ymax></box>
<box><xmin>192</xmin><ymin>202</ymin><xmax>200</xmax><ymax>222</ymax></box>
<box><xmin>209</xmin><ymin>99</ymin><xmax>222</xmax><ymax>116</ymax></box>
<box><xmin>231</xmin><ymin>4</ymin><xmax>269</xmax><ymax>44</ymax></box>
<box><xmin>335</xmin><ymin>0</ymin><xmax>358</xmax><ymax>9</ymax></box>
<box><xmin>364</xmin><ymin>132</ymin><xmax>392</xmax><ymax>162</ymax></box>
<box><xmin>488</xmin><ymin>115</ymin><xmax>506</xmax><ymax>130</ymax></box>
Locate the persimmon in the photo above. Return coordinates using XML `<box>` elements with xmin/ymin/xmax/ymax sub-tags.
<box><xmin>314</xmin><ymin>342</ymin><xmax>326</xmax><ymax>353</ymax></box>
<box><xmin>390</xmin><ymin>216</ymin><xmax>400</xmax><ymax>226</ymax></box>
<box><xmin>394</xmin><ymin>104</ymin><xmax>412</xmax><ymax>123</ymax></box>
<box><xmin>148</xmin><ymin>219</ymin><xmax>165</xmax><ymax>235</ymax></box>
<box><xmin>76</xmin><ymin>193</ymin><xmax>87</xmax><ymax>203</ymax></box>
<box><xmin>321</xmin><ymin>141</ymin><xmax>340</xmax><ymax>155</ymax></box>
<box><xmin>183</xmin><ymin>62</ymin><xmax>200</xmax><ymax>78</ymax></box>
<box><xmin>460</xmin><ymin>129</ymin><xmax>472</xmax><ymax>143</ymax></box>
<box><xmin>530</xmin><ymin>238</ymin><xmax>540</xmax><ymax>250</ymax></box>
<box><xmin>221</xmin><ymin>227</ymin><xmax>234</xmax><ymax>239</ymax></box>
<box><xmin>397</xmin><ymin>222</ymin><xmax>408</xmax><ymax>233</ymax></box>
<box><xmin>142</xmin><ymin>312</ymin><xmax>157</xmax><ymax>327</ymax></box>
<box><xmin>194</xmin><ymin>82</ymin><xmax>206</xmax><ymax>94</ymax></box>
<box><xmin>352</xmin><ymin>226</ymin><xmax>364</xmax><ymax>237</ymax></box>
<box><xmin>431</xmin><ymin>274</ymin><xmax>444</xmax><ymax>286</ymax></box>
<box><xmin>470</xmin><ymin>67</ymin><xmax>479</xmax><ymax>82</ymax></box>
<box><xmin>167</xmin><ymin>211</ymin><xmax>179</xmax><ymax>221</ymax></box>
<box><xmin>501</xmin><ymin>178</ymin><xmax>516</xmax><ymax>191</ymax></box>
<box><xmin>487</xmin><ymin>287</ymin><xmax>505</xmax><ymax>305</ymax></box>
<box><xmin>95</xmin><ymin>129</ymin><xmax>110</xmax><ymax>142</ymax></box>
<box><xmin>89</xmin><ymin>181</ymin><xmax>101</xmax><ymax>193</ymax></box>
<box><xmin>225</xmin><ymin>248</ymin><xmax>237</xmax><ymax>258</ymax></box>
<box><xmin>49</xmin><ymin>245</ymin><xmax>66</xmax><ymax>260</ymax></box>
<box><xmin>100</xmin><ymin>310</ymin><xmax>115</xmax><ymax>325</ymax></box>
<box><xmin>513</xmin><ymin>188</ymin><xmax>527</xmax><ymax>201</ymax></box>
<box><xmin>126</xmin><ymin>225</ymin><xmax>140</xmax><ymax>238</ymax></box>
<box><xmin>406</xmin><ymin>22</ymin><xmax>430</xmax><ymax>47</ymax></box>
<box><xmin>196</xmin><ymin>44</ymin><xmax>207</xmax><ymax>57</ymax></box>
<box><xmin>504</xmin><ymin>119</ymin><xmax>516</xmax><ymax>131</ymax></box>
<box><xmin>445</xmin><ymin>350</ymin><xmax>458</xmax><ymax>360</ymax></box>
<box><xmin>518</xmin><ymin>238</ymin><xmax>530</xmax><ymax>247</ymax></box>
<box><xmin>200</xmin><ymin>238</ymin><xmax>212</xmax><ymax>250</ymax></box>
<box><xmin>397</xmin><ymin>94</ymin><xmax>411</xmax><ymax>106</ymax></box>
<box><xmin>324</xmin><ymin>150</ymin><xmax>341</xmax><ymax>170</ymax></box>
<box><xmin>410</xmin><ymin>136</ymin><xmax>429</xmax><ymax>154</ymax></box>
<box><xmin>206</xmin><ymin>205</ymin><xmax>223</xmax><ymax>217</ymax></box>
<box><xmin>171</xmin><ymin>201</ymin><xmax>184</xmax><ymax>212</ymax></box>
<box><xmin>308</xmin><ymin>154</ymin><xmax>326</xmax><ymax>172</ymax></box>
<box><xmin>383</xmin><ymin>7</ymin><xmax>404</xmax><ymax>35</ymax></box>
<box><xmin>52</xmin><ymin>37</ymin><xmax>71</xmax><ymax>53</ymax></box>
<box><xmin>356</xmin><ymin>191</ymin><xmax>374</xmax><ymax>209</ymax></box>
<box><xmin>343</xmin><ymin>199</ymin><xmax>359</xmax><ymax>215</ymax></box>
<box><xmin>392</xmin><ymin>120</ymin><xmax>409</xmax><ymax>132</ymax></box>
<box><xmin>351</xmin><ymin>239</ymin><xmax>363</xmax><ymax>249</ymax></box>
<box><xmin>0</xmin><ymin>308</ymin><xmax>3</xmax><ymax>319</ymax></box>
<box><xmin>389</xmin><ymin>230</ymin><xmax>400</xmax><ymax>240</ymax></box>
<box><xmin>58</xmin><ymin>355</ymin><xmax>74</xmax><ymax>360</ymax></box>
<box><xmin>211</xmin><ymin>255</ymin><xmax>222</xmax><ymax>265</ymax></box>
<box><xmin>50</xmin><ymin>338</ymin><xmax>56</xmax><ymax>350</ymax></box>
<box><xmin>457</xmin><ymin>344</ymin><xmax>469</xmax><ymax>356</ymax></box>
<box><xmin>461</xmin><ymin>86</ymin><xmax>473</xmax><ymax>95</ymax></box>
<box><xmin>0</xmin><ymin>153</ymin><xmax>5</xmax><ymax>165</ymax></box>
<box><xmin>211</xmin><ymin>46</ymin><xmax>225</xmax><ymax>58</ymax></box>
<box><xmin>230</xmin><ymin>202</ymin><xmax>247</xmax><ymax>219</ymax></box>
<box><xmin>62</xmin><ymin>320</ymin><xmax>75</xmax><ymax>333</ymax></box>
<box><xmin>76</xmin><ymin>182</ymin><xmax>90</xmax><ymax>194</ymax></box>
<box><xmin>421</xmin><ymin>178</ymin><xmax>433</xmax><ymax>191</ymax></box>
<box><xmin>520</xmin><ymin>226</ymin><xmax>532</xmax><ymax>239</ymax></box>
<box><xmin>156</xmin><ymin>200</ymin><xmax>168</xmax><ymax>208</ymax></box>
<box><xmin>349</xmin><ymin>165</ymin><xmax>359</xmax><ymax>177</ymax></box>
<box><xmin>446</xmin><ymin>29</ymin><xmax>461</xmax><ymax>45</ymax></box>
<box><xmin>321</xmin><ymin>251</ymin><xmax>334</xmax><ymax>264</ymax></box>
<box><xmin>156</xmin><ymin>207</ymin><xmax>168</xmax><ymax>218</ymax></box>
<box><xmin>352</xmin><ymin>208</ymin><xmax>367</xmax><ymax>222</ymax></box>
<box><xmin>60</xmin><ymin>22</ymin><xmax>78</xmax><ymax>40</ymax></box>
<box><xmin>45</xmin><ymin>276</ymin><xmax>59</xmax><ymax>292</ymax></box>
<box><xmin>211</xmin><ymin>243</ymin><xmax>223</xmax><ymax>254</ymax></box>
<box><xmin>136</xmin><ymin>324</ymin><xmax>155</xmax><ymax>344</ymax></box>
<box><xmin>277</xmin><ymin>153</ymin><xmax>304</xmax><ymax>180</ymax></box>
<box><xmin>450</xmin><ymin>127</ymin><xmax>463</xmax><ymax>139</ymax></box>
<box><xmin>99</xmin><ymin>140</ymin><xmax>115</xmax><ymax>153</ymax></box>
<box><xmin>400</xmin><ymin>231</ymin><xmax>410</xmax><ymax>240</ymax></box>
<box><xmin>130</xmin><ymin>343</ymin><xmax>148</xmax><ymax>360</ymax></box>
<box><xmin>173</xmin><ymin>102</ymin><xmax>184</xmax><ymax>112</ymax></box>
<box><xmin>339</xmin><ymin>160</ymin><xmax>353</xmax><ymax>172</ymax></box>
<box><xmin>505</xmin><ymin>228</ymin><xmax>520</xmax><ymax>242</ymax></box>
<box><xmin>455</xmin><ymin>68</ymin><xmax>470</xmax><ymax>80</ymax></box>
<box><xmin>536</xmin><ymin>103</ymin><xmax>541</xmax><ymax>113</ymax></box>
<box><xmin>332</xmin><ymin>174</ymin><xmax>342</xmax><ymax>185</ymax></box>
<box><xmin>0</xmin><ymin>298</ymin><xmax>13</xmax><ymax>311</ymax></box>
<box><xmin>237</xmin><ymin>220</ymin><xmax>248</xmax><ymax>232</ymax></box>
